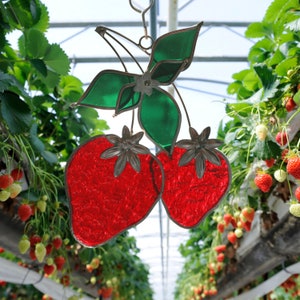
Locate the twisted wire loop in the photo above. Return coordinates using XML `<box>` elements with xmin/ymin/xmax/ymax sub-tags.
<box><xmin>129</xmin><ymin>0</ymin><xmax>154</xmax><ymax>50</ymax></box>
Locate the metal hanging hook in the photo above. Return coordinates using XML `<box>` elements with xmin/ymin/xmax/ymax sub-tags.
<box><xmin>129</xmin><ymin>0</ymin><xmax>154</xmax><ymax>39</ymax></box>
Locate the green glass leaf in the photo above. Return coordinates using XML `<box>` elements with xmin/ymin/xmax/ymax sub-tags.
<box><xmin>148</xmin><ymin>22</ymin><xmax>202</xmax><ymax>72</ymax></box>
<box><xmin>0</xmin><ymin>91</ymin><xmax>32</xmax><ymax>134</ymax></box>
<box><xmin>139</xmin><ymin>88</ymin><xmax>181</xmax><ymax>153</ymax></box>
<box><xmin>151</xmin><ymin>61</ymin><xmax>185</xmax><ymax>84</ymax></box>
<box><xmin>116</xmin><ymin>83</ymin><xmax>141</xmax><ymax>114</ymax></box>
<box><xmin>79</xmin><ymin>70</ymin><xmax>136</xmax><ymax>109</ymax></box>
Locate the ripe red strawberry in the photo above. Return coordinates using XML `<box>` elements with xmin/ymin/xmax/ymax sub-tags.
<box><xmin>276</xmin><ymin>131</ymin><xmax>288</xmax><ymax>146</ymax></box>
<box><xmin>60</xmin><ymin>275</ymin><xmax>70</xmax><ymax>286</ymax></box>
<box><xmin>223</xmin><ymin>213</ymin><xmax>232</xmax><ymax>226</ymax></box>
<box><xmin>52</xmin><ymin>236</ymin><xmax>63</xmax><ymax>250</ymax></box>
<box><xmin>0</xmin><ymin>174</ymin><xmax>14</xmax><ymax>189</ymax></box>
<box><xmin>66</xmin><ymin>134</ymin><xmax>163</xmax><ymax>246</ymax></box>
<box><xmin>217</xmin><ymin>222</ymin><xmax>225</xmax><ymax>233</ymax></box>
<box><xmin>241</xmin><ymin>220</ymin><xmax>252</xmax><ymax>231</ymax></box>
<box><xmin>227</xmin><ymin>231</ymin><xmax>237</xmax><ymax>244</ymax></box>
<box><xmin>287</xmin><ymin>156</ymin><xmax>300</xmax><ymax>179</ymax></box>
<box><xmin>54</xmin><ymin>256</ymin><xmax>66</xmax><ymax>271</ymax></box>
<box><xmin>241</xmin><ymin>207</ymin><xmax>255</xmax><ymax>223</ymax></box>
<box><xmin>10</xmin><ymin>168</ymin><xmax>23</xmax><ymax>181</ymax></box>
<box><xmin>157</xmin><ymin>146</ymin><xmax>230</xmax><ymax>227</ymax></box>
<box><xmin>254</xmin><ymin>172</ymin><xmax>273</xmax><ymax>192</ymax></box>
<box><xmin>17</xmin><ymin>204</ymin><xmax>32</xmax><ymax>222</ymax></box>
<box><xmin>29</xmin><ymin>248</ymin><xmax>37</xmax><ymax>260</ymax></box>
<box><xmin>214</xmin><ymin>244</ymin><xmax>226</xmax><ymax>253</ymax></box>
<box><xmin>230</xmin><ymin>217</ymin><xmax>238</xmax><ymax>228</ymax></box>
<box><xmin>43</xmin><ymin>264</ymin><xmax>56</xmax><ymax>276</ymax></box>
<box><xmin>285</xmin><ymin>96</ymin><xmax>297</xmax><ymax>112</ymax></box>
<box><xmin>217</xmin><ymin>253</ymin><xmax>225</xmax><ymax>262</ymax></box>
<box><xmin>265</xmin><ymin>158</ymin><xmax>275</xmax><ymax>168</ymax></box>
<box><xmin>295</xmin><ymin>187</ymin><xmax>300</xmax><ymax>202</ymax></box>
<box><xmin>46</xmin><ymin>244</ymin><xmax>53</xmax><ymax>255</ymax></box>
<box><xmin>30</xmin><ymin>235</ymin><xmax>42</xmax><ymax>247</ymax></box>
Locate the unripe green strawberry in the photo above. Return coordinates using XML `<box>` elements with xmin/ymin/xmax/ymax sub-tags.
<box><xmin>18</xmin><ymin>236</ymin><xmax>30</xmax><ymax>254</ymax></box>
<box><xmin>274</xmin><ymin>169</ymin><xmax>287</xmax><ymax>182</ymax></box>
<box><xmin>35</xmin><ymin>242</ymin><xmax>46</xmax><ymax>263</ymax></box>
<box><xmin>7</xmin><ymin>183</ymin><xmax>22</xmax><ymax>198</ymax></box>
<box><xmin>234</xmin><ymin>228</ymin><xmax>243</xmax><ymax>238</ymax></box>
<box><xmin>289</xmin><ymin>203</ymin><xmax>300</xmax><ymax>217</ymax></box>
<box><xmin>0</xmin><ymin>190</ymin><xmax>10</xmax><ymax>202</ymax></box>
<box><xmin>255</xmin><ymin>124</ymin><xmax>268</xmax><ymax>141</ymax></box>
<box><xmin>46</xmin><ymin>257</ymin><xmax>54</xmax><ymax>265</ymax></box>
<box><xmin>37</xmin><ymin>200</ymin><xmax>47</xmax><ymax>212</ymax></box>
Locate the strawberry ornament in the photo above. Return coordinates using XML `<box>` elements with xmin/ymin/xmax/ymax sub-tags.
<box><xmin>157</xmin><ymin>127</ymin><xmax>231</xmax><ymax>227</ymax></box>
<box><xmin>66</xmin><ymin>126</ymin><xmax>163</xmax><ymax>247</ymax></box>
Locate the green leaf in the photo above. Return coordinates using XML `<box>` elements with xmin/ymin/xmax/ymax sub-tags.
<box><xmin>0</xmin><ymin>71</ymin><xmax>28</xmax><ymax>98</ymax></box>
<box><xmin>44</xmin><ymin>44</ymin><xmax>70</xmax><ymax>75</ymax></box>
<box><xmin>29</xmin><ymin>123</ymin><xmax>45</xmax><ymax>153</ymax></box>
<box><xmin>58</xmin><ymin>75</ymin><xmax>83</xmax><ymax>101</ymax></box>
<box><xmin>245</xmin><ymin>22</ymin><xmax>272</xmax><ymax>38</ymax></box>
<box><xmin>227</xmin><ymin>82</ymin><xmax>241</xmax><ymax>95</ymax></box>
<box><xmin>36</xmin><ymin>69</ymin><xmax>60</xmax><ymax>90</ymax></box>
<box><xmin>24</xmin><ymin>28</ymin><xmax>49</xmax><ymax>58</ymax></box>
<box><xmin>148</xmin><ymin>22</ymin><xmax>202</xmax><ymax>72</ymax></box>
<box><xmin>139</xmin><ymin>87</ymin><xmax>181</xmax><ymax>153</ymax></box>
<box><xmin>32</xmin><ymin>2</ymin><xmax>49</xmax><ymax>32</ymax></box>
<box><xmin>286</xmin><ymin>17</ymin><xmax>300</xmax><ymax>31</ymax></box>
<box><xmin>275</xmin><ymin>57</ymin><xmax>298</xmax><ymax>76</ymax></box>
<box><xmin>243</xmin><ymin>70</ymin><xmax>259</xmax><ymax>91</ymax></box>
<box><xmin>293</xmin><ymin>90</ymin><xmax>300</xmax><ymax>105</ymax></box>
<box><xmin>248</xmin><ymin>47</ymin><xmax>269</xmax><ymax>63</ymax></box>
<box><xmin>30</xmin><ymin>58</ymin><xmax>47</xmax><ymax>77</ymax></box>
<box><xmin>268</xmin><ymin>49</ymin><xmax>285</xmax><ymax>66</ymax></box>
<box><xmin>226</xmin><ymin>102</ymin><xmax>253</xmax><ymax>118</ymax></box>
<box><xmin>79</xmin><ymin>70</ymin><xmax>136</xmax><ymax>109</ymax></box>
<box><xmin>263</xmin><ymin>0</ymin><xmax>299</xmax><ymax>23</ymax></box>
<box><xmin>232</xmin><ymin>69</ymin><xmax>252</xmax><ymax>81</ymax></box>
<box><xmin>41</xmin><ymin>150</ymin><xmax>57</xmax><ymax>164</ymax></box>
<box><xmin>253</xmin><ymin>64</ymin><xmax>279</xmax><ymax>100</ymax></box>
<box><xmin>252</xmin><ymin>140</ymin><xmax>282</xmax><ymax>160</ymax></box>
<box><xmin>0</xmin><ymin>91</ymin><xmax>32</xmax><ymax>134</ymax></box>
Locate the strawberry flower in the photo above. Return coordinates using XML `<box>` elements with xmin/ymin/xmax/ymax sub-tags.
<box><xmin>77</xmin><ymin>23</ymin><xmax>203</xmax><ymax>153</ymax></box>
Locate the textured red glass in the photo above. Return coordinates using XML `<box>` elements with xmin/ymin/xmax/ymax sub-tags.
<box><xmin>157</xmin><ymin>147</ymin><xmax>231</xmax><ymax>228</ymax></box>
<box><xmin>65</xmin><ymin>136</ymin><xmax>162</xmax><ymax>247</ymax></box>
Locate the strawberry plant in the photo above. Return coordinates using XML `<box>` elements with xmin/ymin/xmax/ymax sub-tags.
<box><xmin>0</xmin><ymin>0</ymin><xmax>154</xmax><ymax>299</ymax></box>
<box><xmin>175</xmin><ymin>0</ymin><xmax>300</xmax><ymax>299</ymax></box>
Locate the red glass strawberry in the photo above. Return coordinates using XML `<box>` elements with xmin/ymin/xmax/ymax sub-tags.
<box><xmin>66</xmin><ymin>126</ymin><xmax>163</xmax><ymax>247</ymax></box>
<box><xmin>157</xmin><ymin>127</ymin><xmax>231</xmax><ymax>227</ymax></box>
